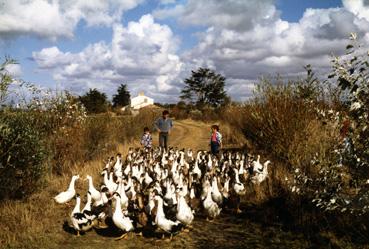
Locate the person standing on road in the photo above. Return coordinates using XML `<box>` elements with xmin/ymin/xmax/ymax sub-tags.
<box><xmin>154</xmin><ymin>110</ymin><xmax>173</xmax><ymax>150</ymax></box>
<box><xmin>210</xmin><ymin>124</ymin><xmax>222</xmax><ymax>155</ymax></box>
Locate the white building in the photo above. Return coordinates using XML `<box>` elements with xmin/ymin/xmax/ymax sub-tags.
<box><xmin>130</xmin><ymin>92</ymin><xmax>154</xmax><ymax>110</ymax></box>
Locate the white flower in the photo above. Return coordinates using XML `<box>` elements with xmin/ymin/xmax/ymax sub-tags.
<box><xmin>350</xmin><ymin>32</ymin><xmax>357</xmax><ymax>40</ymax></box>
<box><xmin>295</xmin><ymin>168</ymin><xmax>300</xmax><ymax>173</ymax></box>
<box><xmin>350</xmin><ymin>102</ymin><xmax>361</xmax><ymax>110</ymax></box>
<box><xmin>330</xmin><ymin>198</ymin><xmax>336</xmax><ymax>204</ymax></box>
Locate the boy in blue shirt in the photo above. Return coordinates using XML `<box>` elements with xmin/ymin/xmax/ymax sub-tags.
<box><xmin>154</xmin><ymin>110</ymin><xmax>173</xmax><ymax>150</ymax></box>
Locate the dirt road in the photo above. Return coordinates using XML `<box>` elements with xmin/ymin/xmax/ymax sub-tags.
<box><xmin>151</xmin><ymin>119</ymin><xmax>210</xmax><ymax>151</ymax></box>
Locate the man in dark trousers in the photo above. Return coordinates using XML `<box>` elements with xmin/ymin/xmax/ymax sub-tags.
<box><xmin>154</xmin><ymin>110</ymin><xmax>173</xmax><ymax>150</ymax></box>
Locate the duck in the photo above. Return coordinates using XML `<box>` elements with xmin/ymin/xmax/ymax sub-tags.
<box><xmin>70</xmin><ymin>194</ymin><xmax>95</xmax><ymax>236</ymax></box>
<box><xmin>211</xmin><ymin>176</ymin><xmax>223</xmax><ymax>206</ymax></box>
<box><xmin>252</xmin><ymin>155</ymin><xmax>263</xmax><ymax>173</ymax></box>
<box><xmin>144</xmin><ymin>171</ymin><xmax>153</xmax><ymax>186</ymax></box>
<box><xmin>252</xmin><ymin>160</ymin><xmax>271</xmax><ymax>184</ymax></box>
<box><xmin>112</xmin><ymin>192</ymin><xmax>135</xmax><ymax>240</ymax></box>
<box><xmin>207</xmin><ymin>154</ymin><xmax>213</xmax><ymax>170</ymax></box>
<box><xmin>86</xmin><ymin>175</ymin><xmax>101</xmax><ymax>202</ymax></box>
<box><xmin>113</xmin><ymin>153</ymin><xmax>123</xmax><ymax>172</ymax></box>
<box><xmin>221</xmin><ymin>175</ymin><xmax>230</xmax><ymax>199</ymax></box>
<box><xmin>189</xmin><ymin>185</ymin><xmax>201</xmax><ymax>213</ymax></box>
<box><xmin>113</xmin><ymin>153</ymin><xmax>123</xmax><ymax>178</ymax></box>
<box><xmin>192</xmin><ymin>161</ymin><xmax>202</xmax><ymax>179</ymax></box>
<box><xmin>233</xmin><ymin>168</ymin><xmax>246</xmax><ymax>196</ymax></box>
<box><xmin>176</xmin><ymin>190</ymin><xmax>194</xmax><ymax>227</ymax></box>
<box><xmin>134</xmin><ymin>193</ymin><xmax>150</xmax><ymax>233</ymax></box>
<box><xmin>202</xmin><ymin>183</ymin><xmax>221</xmax><ymax>220</ymax></box>
<box><xmin>81</xmin><ymin>191</ymin><xmax>93</xmax><ymax>219</ymax></box>
<box><xmin>116</xmin><ymin>178</ymin><xmax>129</xmax><ymax>210</ymax></box>
<box><xmin>102</xmin><ymin>170</ymin><xmax>117</xmax><ymax>195</ymax></box>
<box><xmin>154</xmin><ymin>194</ymin><xmax>182</xmax><ymax>239</ymax></box>
<box><xmin>91</xmin><ymin>186</ymin><xmax>111</xmax><ymax>228</ymax></box>
<box><xmin>54</xmin><ymin>175</ymin><xmax>79</xmax><ymax>204</ymax></box>
<box><xmin>104</xmin><ymin>157</ymin><xmax>114</xmax><ymax>171</ymax></box>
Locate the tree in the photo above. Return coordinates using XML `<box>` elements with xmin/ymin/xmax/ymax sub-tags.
<box><xmin>79</xmin><ymin>88</ymin><xmax>108</xmax><ymax>114</ymax></box>
<box><xmin>112</xmin><ymin>84</ymin><xmax>131</xmax><ymax>108</ymax></box>
<box><xmin>180</xmin><ymin>67</ymin><xmax>228</xmax><ymax>108</ymax></box>
<box><xmin>0</xmin><ymin>57</ymin><xmax>17</xmax><ymax>106</ymax></box>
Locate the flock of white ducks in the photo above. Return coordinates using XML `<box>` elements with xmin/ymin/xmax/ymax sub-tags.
<box><xmin>54</xmin><ymin>147</ymin><xmax>271</xmax><ymax>239</ymax></box>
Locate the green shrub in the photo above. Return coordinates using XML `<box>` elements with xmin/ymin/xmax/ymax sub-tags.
<box><xmin>0</xmin><ymin>112</ymin><xmax>47</xmax><ymax>199</ymax></box>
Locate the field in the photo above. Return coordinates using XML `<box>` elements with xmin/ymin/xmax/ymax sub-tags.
<box><xmin>1</xmin><ymin>119</ymin><xmax>320</xmax><ymax>249</ymax></box>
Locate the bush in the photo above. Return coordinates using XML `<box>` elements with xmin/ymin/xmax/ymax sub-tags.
<box><xmin>0</xmin><ymin>112</ymin><xmax>47</xmax><ymax>199</ymax></box>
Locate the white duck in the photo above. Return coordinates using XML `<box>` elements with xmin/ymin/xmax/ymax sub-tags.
<box><xmin>54</xmin><ymin>175</ymin><xmax>79</xmax><ymax>204</ymax></box>
<box><xmin>233</xmin><ymin>168</ymin><xmax>246</xmax><ymax>195</ymax></box>
<box><xmin>113</xmin><ymin>153</ymin><xmax>123</xmax><ymax>173</ymax></box>
<box><xmin>86</xmin><ymin>175</ymin><xmax>101</xmax><ymax>202</ymax></box>
<box><xmin>252</xmin><ymin>160</ymin><xmax>271</xmax><ymax>184</ymax></box>
<box><xmin>112</xmin><ymin>193</ymin><xmax>134</xmax><ymax>240</ymax></box>
<box><xmin>113</xmin><ymin>153</ymin><xmax>123</xmax><ymax>178</ymax></box>
<box><xmin>202</xmin><ymin>183</ymin><xmax>221</xmax><ymax>219</ymax></box>
<box><xmin>117</xmin><ymin>178</ymin><xmax>129</xmax><ymax>210</ymax></box>
<box><xmin>176</xmin><ymin>191</ymin><xmax>194</xmax><ymax>226</ymax></box>
<box><xmin>70</xmin><ymin>194</ymin><xmax>95</xmax><ymax>236</ymax></box>
<box><xmin>102</xmin><ymin>170</ymin><xmax>117</xmax><ymax>195</ymax></box>
<box><xmin>154</xmin><ymin>195</ymin><xmax>182</xmax><ymax>238</ymax></box>
<box><xmin>192</xmin><ymin>161</ymin><xmax>202</xmax><ymax>179</ymax></box>
<box><xmin>144</xmin><ymin>171</ymin><xmax>153</xmax><ymax>186</ymax></box>
<box><xmin>222</xmin><ymin>175</ymin><xmax>230</xmax><ymax>199</ymax></box>
<box><xmin>211</xmin><ymin>176</ymin><xmax>223</xmax><ymax>206</ymax></box>
<box><xmin>252</xmin><ymin>155</ymin><xmax>263</xmax><ymax>173</ymax></box>
<box><xmin>207</xmin><ymin>154</ymin><xmax>213</xmax><ymax>170</ymax></box>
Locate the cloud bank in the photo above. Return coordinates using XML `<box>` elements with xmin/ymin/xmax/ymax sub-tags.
<box><xmin>3</xmin><ymin>0</ymin><xmax>369</xmax><ymax>102</ymax></box>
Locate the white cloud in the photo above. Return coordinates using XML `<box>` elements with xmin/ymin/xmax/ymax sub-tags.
<box><xmin>0</xmin><ymin>0</ymin><xmax>144</xmax><ymax>40</ymax></box>
<box><xmin>4</xmin><ymin>64</ymin><xmax>22</xmax><ymax>78</ymax></box>
<box><xmin>154</xmin><ymin>0</ymin><xmax>278</xmax><ymax>31</ymax></box>
<box><xmin>343</xmin><ymin>0</ymin><xmax>369</xmax><ymax>22</ymax></box>
<box><xmin>174</xmin><ymin>0</ymin><xmax>369</xmax><ymax>99</ymax></box>
<box><xmin>28</xmin><ymin>0</ymin><xmax>369</xmax><ymax>102</ymax></box>
<box><xmin>159</xmin><ymin>0</ymin><xmax>177</xmax><ymax>4</ymax></box>
<box><xmin>32</xmin><ymin>14</ymin><xmax>183</xmax><ymax>102</ymax></box>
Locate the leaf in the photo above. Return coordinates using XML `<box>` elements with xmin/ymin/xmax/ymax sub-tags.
<box><xmin>338</xmin><ymin>77</ymin><xmax>351</xmax><ymax>90</ymax></box>
<box><xmin>346</xmin><ymin>44</ymin><xmax>354</xmax><ymax>50</ymax></box>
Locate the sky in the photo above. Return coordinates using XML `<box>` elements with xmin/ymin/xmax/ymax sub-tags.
<box><xmin>0</xmin><ymin>0</ymin><xmax>368</xmax><ymax>103</ymax></box>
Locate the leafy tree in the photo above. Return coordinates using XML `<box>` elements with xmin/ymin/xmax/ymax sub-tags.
<box><xmin>112</xmin><ymin>84</ymin><xmax>131</xmax><ymax>108</ymax></box>
<box><xmin>180</xmin><ymin>67</ymin><xmax>228</xmax><ymax>108</ymax></box>
<box><xmin>79</xmin><ymin>88</ymin><xmax>108</xmax><ymax>114</ymax></box>
<box><xmin>330</xmin><ymin>33</ymin><xmax>369</xmax><ymax>173</ymax></box>
<box><xmin>291</xmin><ymin>34</ymin><xmax>369</xmax><ymax>215</ymax></box>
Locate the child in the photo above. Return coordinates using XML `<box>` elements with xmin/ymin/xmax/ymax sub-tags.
<box><xmin>141</xmin><ymin>127</ymin><xmax>152</xmax><ymax>149</ymax></box>
<box><xmin>210</xmin><ymin>125</ymin><xmax>222</xmax><ymax>155</ymax></box>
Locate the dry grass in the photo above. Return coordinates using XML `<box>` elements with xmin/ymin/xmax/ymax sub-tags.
<box><xmin>0</xmin><ymin>141</ymin><xmax>140</xmax><ymax>249</ymax></box>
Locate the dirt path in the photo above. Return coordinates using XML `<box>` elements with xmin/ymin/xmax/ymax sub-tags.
<box><xmin>151</xmin><ymin>119</ymin><xmax>210</xmax><ymax>151</ymax></box>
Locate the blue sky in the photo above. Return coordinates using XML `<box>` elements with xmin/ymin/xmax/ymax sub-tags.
<box><xmin>0</xmin><ymin>0</ymin><xmax>367</xmax><ymax>103</ymax></box>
